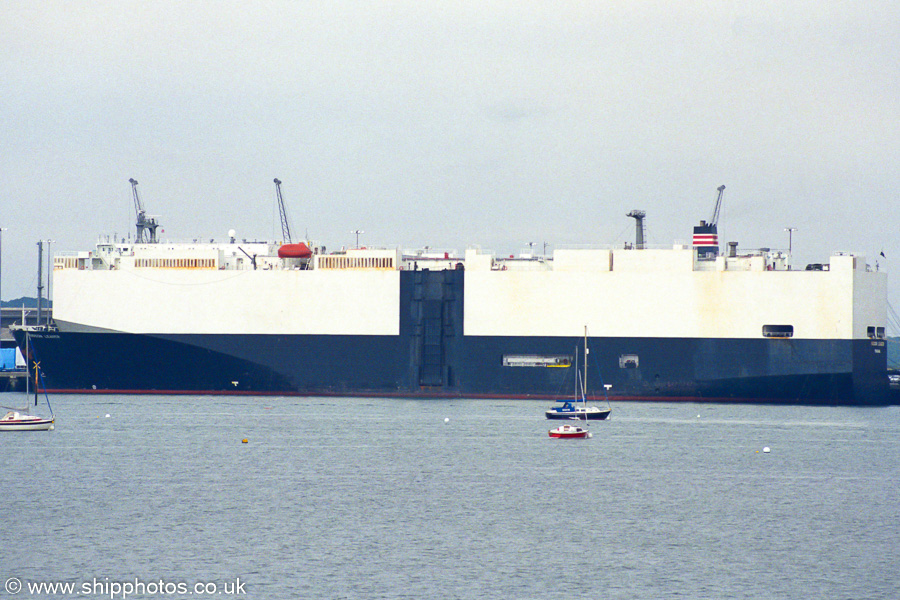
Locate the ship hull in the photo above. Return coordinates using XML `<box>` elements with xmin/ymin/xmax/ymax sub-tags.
<box><xmin>21</xmin><ymin>241</ymin><xmax>890</xmax><ymax>406</ymax></box>
<box><xmin>15</xmin><ymin>329</ymin><xmax>888</xmax><ymax>405</ymax></box>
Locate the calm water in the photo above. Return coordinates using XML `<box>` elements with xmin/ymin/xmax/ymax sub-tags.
<box><xmin>2</xmin><ymin>394</ymin><xmax>898</xmax><ymax>599</ymax></box>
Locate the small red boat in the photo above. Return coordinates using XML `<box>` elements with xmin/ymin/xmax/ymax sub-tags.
<box><xmin>548</xmin><ymin>424</ymin><xmax>591</xmax><ymax>439</ymax></box>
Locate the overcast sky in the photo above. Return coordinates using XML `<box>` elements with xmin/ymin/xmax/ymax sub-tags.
<box><xmin>2</xmin><ymin>1</ymin><xmax>898</xmax><ymax>322</ymax></box>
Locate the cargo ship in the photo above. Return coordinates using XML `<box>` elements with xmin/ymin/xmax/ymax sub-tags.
<box><xmin>13</xmin><ymin>185</ymin><xmax>890</xmax><ymax>405</ymax></box>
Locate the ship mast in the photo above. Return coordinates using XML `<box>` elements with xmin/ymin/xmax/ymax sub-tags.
<box><xmin>36</xmin><ymin>241</ymin><xmax>43</xmax><ymax>327</ymax></box>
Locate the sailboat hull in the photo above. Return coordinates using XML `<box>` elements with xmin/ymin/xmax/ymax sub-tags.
<box><xmin>0</xmin><ymin>417</ymin><xmax>55</xmax><ymax>431</ymax></box>
<box><xmin>545</xmin><ymin>409</ymin><xmax>610</xmax><ymax>420</ymax></box>
<box><xmin>548</xmin><ymin>425</ymin><xmax>591</xmax><ymax>438</ymax></box>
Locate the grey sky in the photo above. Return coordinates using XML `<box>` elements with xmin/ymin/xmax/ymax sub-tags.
<box><xmin>2</xmin><ymin>1</ymin><xmax>898</xmax><ymax>323</ymax></box>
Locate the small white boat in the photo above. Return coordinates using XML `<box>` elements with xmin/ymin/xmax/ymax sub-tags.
<box><xmin>0</xmin><ymin>410</ymin><xmax>54</xmax><ymax>431</ymax></box>
<box><xmin>548</xmin><ymin>424</ymin><xmax>592</xmax><ymax>439</ymax></box>
<box><xmin>1</xmin><ymin>331</ymin><xmax>55</xmax><ymax>432</ymax></box>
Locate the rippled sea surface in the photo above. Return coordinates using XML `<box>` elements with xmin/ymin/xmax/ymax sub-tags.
<box><xmin>2</xmin><ymin>394</ymin><xmax>898</xmax><ymax>599</ymax></box>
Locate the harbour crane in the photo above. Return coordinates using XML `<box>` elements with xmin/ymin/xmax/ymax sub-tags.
<box><xmin>129</xmin><ymin>178</ymin><xmax>160</xmax><ymax>243</ymax></box>
<box><xmin>274</xmin><ymin>178</ymin><xmax>292</xmax><ymax>244</ymax></box>
<box><xmin>709</xmin><ymin>185</ymin><xmax>726</xmax><ymax>227</ymax></box>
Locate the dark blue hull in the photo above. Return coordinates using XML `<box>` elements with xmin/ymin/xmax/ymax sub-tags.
<box><xmin>13</xmin><ymin>269</ymin><xmax>890</xmax><ymax>405</ymax></box>
<box><xmin>546</xmin><ymin>409</ymin><xmax>611</xmax><ymax>420</ymax></box>
<box><xmin>13</xmin><ymin>330</ymin><xmax>889</xmax><ymax>405</ymax></box>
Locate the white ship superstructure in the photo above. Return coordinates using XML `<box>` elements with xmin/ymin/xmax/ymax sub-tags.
<box><xmin>52</xmin><ymin>238</ymin><xmax>886</xmax><ymax>340</ymax></box>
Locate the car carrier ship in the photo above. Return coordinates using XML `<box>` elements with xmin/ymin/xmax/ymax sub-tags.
<box><xmin>13</xmin><ymin>183</ymin><xmax>890</xmax><ymax>405</ymax></box>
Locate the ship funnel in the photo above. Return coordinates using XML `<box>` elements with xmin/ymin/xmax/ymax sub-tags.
<box><xmin>728</xmin><ymin>242</ymin><xmax>738</xmax><ymax>257</ymax></box>
<box><xmin>694</xmin><ymin>185</ymin><xmax>726</xmax><ymax>260</ymax></box>
<box><xmin>693</xmin><ymin>221</ymin><xmax>719</xmax><ymax>260</ymax></box>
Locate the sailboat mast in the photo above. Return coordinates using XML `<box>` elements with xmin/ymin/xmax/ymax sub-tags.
<box><xmin>573</xmin><ymin>344</ymin><xmax>578</xmax><ymax>401</ymax></box>
<box><xmin>33</xmin><ymin>356</ymin><xmax>39</xmax><ymax>408</ymax></box>
<box><xmin>25</xmin><ymin>332</ymin><xmax>30</xmax><ymax>398</ymax></box>
<box><xmin>583</xmin><ymin>325</ymin><xmax>588</xmax><ymax>399</ymax></box>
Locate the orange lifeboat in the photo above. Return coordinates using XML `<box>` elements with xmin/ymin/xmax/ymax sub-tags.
<box><xmin>278</xmin><ymin>243</ymin><xmax>313</xmax><ymax>259</ymax></box>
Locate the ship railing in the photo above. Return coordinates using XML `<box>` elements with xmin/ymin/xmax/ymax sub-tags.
<box><xmin>554</xmin><ymin>242</ymin><xmax>692</xmax><ymax>250</ymax></box>
<box><xmin>402</xmin><ymin>247</ymin><xmax>459</xmax><ymax>258</ymax></box>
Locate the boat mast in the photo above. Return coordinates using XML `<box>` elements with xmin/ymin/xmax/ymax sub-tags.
<box><xmin>583</xmin><ymin>325</ymin><xmax>588</xmax><ymax>400</ymax></box>
<box><xmin>33</xmin><ymin>354</ymin><xmax>38</xmax><ymax>407</ymax></box>
<box><xmin>24</xmin><ymin>332</ymin><xmax>29</xmax><ymax>399</ymax></box>
<box><xmin>573</xmin><ymin>344</ymin><xmax>579</xmax><ymax>401</ymax></box>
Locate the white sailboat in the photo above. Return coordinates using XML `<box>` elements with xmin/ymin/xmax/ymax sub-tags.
<box><xmin>548</xmin><ymin>361</ymin><xmax>593</xmax><ymax>438</ymax></box>
<box><xmin>545</xmin><ymin>326</ymin><xmax>611</xmax><ymax>421</ymax></box>
<box><xmin>1</xmin><ymin>333</ymin><xmax>54</xmax><ymax>431</ymax></box>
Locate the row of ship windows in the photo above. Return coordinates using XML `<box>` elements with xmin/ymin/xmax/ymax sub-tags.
<box><xmin>135</xmin><ymin>258</ymin><xmax>216</xmax><ymax>268</ymax></box>
<box><xmin>318</xmin><ymin>256</ymin><xmax>394</xmax><ymax>269</ymax></box>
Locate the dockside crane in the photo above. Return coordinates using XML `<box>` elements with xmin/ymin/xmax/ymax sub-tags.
<box><xmin>274</xmin><ymin>178</ymin><xmax>292</xmax><ymax>244</ymax></box>
<box><xmin>709</xmin><ymin>184</ymin><xmax>726</xmax><ymax>227</ymax></box>
<box><xmin>129</xmin><ymin>178</ymin><xmax>160</xmax><ymax>243</ymax></box>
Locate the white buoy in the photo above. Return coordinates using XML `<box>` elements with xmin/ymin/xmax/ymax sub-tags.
<box><xmin>763</xmin><ymin>446</ymin><xmax>770</xmax><ymax>453</ymax></box>
<box><xmin>105</xmin><ymin>414</ymin><xmax>110</xmax><ymax>418</ymax></box>
<box><xmin>444</xmin><ymin>417</ymin><xmax>450</xmax><ymax>423</ymax></box>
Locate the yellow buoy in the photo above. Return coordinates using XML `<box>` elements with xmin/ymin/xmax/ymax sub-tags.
<box><xmin>242</xmin><ymin>438</ymin><xmax>249</xmax><ymax>444</ymax></box>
